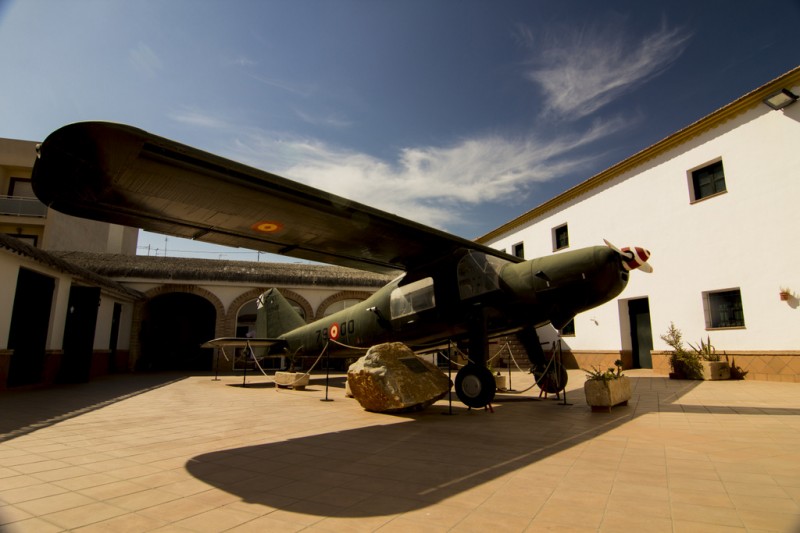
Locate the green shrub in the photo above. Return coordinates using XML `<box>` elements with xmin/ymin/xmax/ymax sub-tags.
<box><xmin>660</xmin><ymin>323</ymin><xmax>703</xmax><ymax>380</ymax></box>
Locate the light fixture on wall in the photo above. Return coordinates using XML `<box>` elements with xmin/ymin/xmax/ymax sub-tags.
<box><xmin>763</xmin><ymin>88</ymin><xmax>798</xmax><ymax>110</ymax></box>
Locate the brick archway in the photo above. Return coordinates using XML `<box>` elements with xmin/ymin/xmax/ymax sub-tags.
<box><xmin>130</xmin><ymin>285</ymin><xmax>225</xmax><ymax>370</ymax></box>
<box><xmin>225</xmin><ymin>288</ymin><xmax>313</xmax><ymax>337</ymax></box>
<box><xmin>315</xmin><ymin>290</ymin><xmax>374</xmax><ymax>321</ymax></box>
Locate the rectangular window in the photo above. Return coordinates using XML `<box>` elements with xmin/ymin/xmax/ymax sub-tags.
<box><xmin>553</xmin><ymin>224</ymin><xmax>569</xmax><ymax>251</ymax></box>
<box><xmin>690</xmin><ymin>160</ymin><xmax>726</xmax><ymax>202</ymax></box>
<box><xmin>512</xmin><ymin>242</ymin><xmax>524</xmax><ymax>259</ymax></box>
<box><xmin>703</xmin><ymin>288</ymin><xmax>745</xmax><ymax>329</ymax></box>
<box><xmin>559</xmin><ymin>319</ymin><xmax>575</xmax><ymax>337</ymax></box>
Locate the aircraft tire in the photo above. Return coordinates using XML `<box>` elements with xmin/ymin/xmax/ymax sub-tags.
<box><xmin>455</xmin><ymin>364</ymin><xmax>496</xmax><ymax>408</ymax></box>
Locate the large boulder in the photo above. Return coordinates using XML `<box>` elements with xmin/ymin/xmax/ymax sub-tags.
<box><xmin>347</xmin><ymin>342</ymin><xmax>452</xmax><ymax>412</ymax></box>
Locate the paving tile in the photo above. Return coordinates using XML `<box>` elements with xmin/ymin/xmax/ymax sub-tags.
<box><xmin>1</xmin><ymin>516</ymin><xmax>65</xmax><ymax>532</ymax></box>
<box><xmin>40</xmin><ymin>501</ymin><xmax>129</xmax><ymax>529</ymax></box>
<box><xmin>14</xmin><ymin>491</ymin><xmax>95</xmax><ymax>516</ymax></box>
<box><xmin>73</xmin><ymin>512</ymin><xmax>169</xmax><ymax>532</ymax></box>
<box><xmin>0</xmin><ymin>504</ymin><xmax>33</xmax><ymax>526</ymax></box>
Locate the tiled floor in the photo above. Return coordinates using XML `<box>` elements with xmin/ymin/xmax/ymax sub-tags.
<box><xmin>1</xmin><ymin>369</ymin><xmax>799</xmax><ymax>532</ymax></box>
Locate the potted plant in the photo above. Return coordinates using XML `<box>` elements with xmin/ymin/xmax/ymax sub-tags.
<box><xmin>688</xmin><ymin>336</ymin><xmax>730</xmax><ymax>380</ymax></box>
<box><xmin>583</xmin><ymin>360</ymin><xmax>631</xmax><ymax>412</ymax></box>
<box><xmin>660</xmin><ymin>323</ymin><xmax>703</xmax><ymax>380</ymax></box>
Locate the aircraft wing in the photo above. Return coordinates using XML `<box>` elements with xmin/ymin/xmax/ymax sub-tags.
<box><xmin>32</xmin><ymin>122</ymin><xmax>522</xmax><ymax>274</ymax></box>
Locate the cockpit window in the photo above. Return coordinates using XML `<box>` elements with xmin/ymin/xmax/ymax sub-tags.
<box><xmin>458</xmin><ymin>251</ymin><xmax>508</xmax><ymax>300</ymax></box>
<box><xmin>390</xmin><ymin>277</ymin><xmax>436</xmax><ymax>319</ymax></box>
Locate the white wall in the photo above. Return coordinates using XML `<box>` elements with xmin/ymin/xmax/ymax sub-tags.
<box><xmin>487</xmin><ymin>88</ymin><xmax>800</xmax><ymax>354</ymax></box>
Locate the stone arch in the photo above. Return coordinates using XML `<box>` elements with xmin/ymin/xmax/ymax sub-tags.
<box><xmin>225</xmin><ymin>288</ymin><xmax>313</xmax><ymax>337</ymax></box>
<box><xmin>130</xmin><ymin>284</ymin><xmax>225</xmax><ymax>370</ymax></box>
<box><xmin>314</xmin><ymin>290</ymin><xmax>374</xmax><ymax>321</ymax></box>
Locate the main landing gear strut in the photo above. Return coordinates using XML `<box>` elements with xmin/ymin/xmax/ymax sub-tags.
<box><xmin>454</xmin><ymin>308</ymin><xmax>496</xmax><ymax>409</ymax></box>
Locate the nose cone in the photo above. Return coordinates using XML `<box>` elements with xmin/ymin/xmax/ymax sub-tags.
<box><xmin>524</xmin><ymin>246</ymin><xmax>630</xmax><ymax>328</ymax></box>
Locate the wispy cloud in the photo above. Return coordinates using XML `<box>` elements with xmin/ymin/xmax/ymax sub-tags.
<box><xmin>245</xmin><ymin>72</ymin><xmax>315</xmax><ymax>97</ymax></box>
<box><xmin>293</xmin><ymin>108</ymin><xmax>353</xmax><ymax>129</ymax></box>
<box><xmin>526</xmin><ymin>20</ymin><xmax>691</xmax><ymax>120</ymax></box>
<box><xmin>168</xmin><ymin>108</ymin><xmax>232</xmax><ymax>129</ymax></box>
<box><xmin>223</xmin><ymin>116</ymin><xmax>630</xmax><ymax>230</ymax></box>
<box><xmin>129</xmin><ymin>42</ymin><xmax>163</xmax><ymax>78</ymax></box>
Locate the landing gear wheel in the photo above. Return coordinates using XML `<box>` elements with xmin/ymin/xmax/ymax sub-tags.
<box><xmin>455</xmin><ymin>364</ymin><xmax>496</xmax><ymax>408</ymax></box>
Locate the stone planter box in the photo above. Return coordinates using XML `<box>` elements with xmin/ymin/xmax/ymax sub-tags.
<box><xmin>494</xmin><ymin>374</ymin><xmax>507</xmax><ymax>391</ymax></box>
<box><xmin>275</xmin><ymin>371</ymin><xmax>309</xmax><ymax>390</ymax></box>
<box><xmin>701</xmin><ymin>361</ymin><xmax>730</xmax><ymax>381</ymax></box>
<box><xmin>584</xmin><ymin>376</ymin><xmax>632</xmax><ymax>412</ymax></box>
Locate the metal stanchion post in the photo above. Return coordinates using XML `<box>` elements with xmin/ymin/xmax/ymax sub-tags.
<box><xmin>213</xmin><ymin>349</ymin><xmax>221</xmax><ymax>381</ymax></box>
<box><xmin>321</xmin><ymin>345</ymin><xmax>333</xmax><ymax>402</ymax></box>
<box><xmin>557</xmin><ymin>338</ymin><xmax>572</xmax><ymax>406</ymax></box>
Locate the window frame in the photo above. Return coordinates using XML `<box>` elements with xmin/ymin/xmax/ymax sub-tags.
<box><xmin>702</xmin><ymin>287</ymin><xmax>746</xmax><ymax>330</ymax></box>
<box><xmin>512</xmin><ymin>242</ymin><xmax>525</xmax><ymax>259</ymax></box>
<box><xmin>390</xmin><ymin>277</ymin><xmax>436</xmax><ymax>319</ymax></box>
<box><xmin>552</xmin><ymin>223</ymin><xmax>569</xmax><ymax>251</ymax></box>
<box><xmin>688</xmin><ymin>158</ymin><xmax>727</xmax><ymax>203</ymax></box>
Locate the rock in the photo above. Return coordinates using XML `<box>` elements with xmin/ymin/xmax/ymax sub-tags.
<box><xmin>346</xmin><ymin>342</ymin><xmax>452</xmax><ymax>412</ymax></box>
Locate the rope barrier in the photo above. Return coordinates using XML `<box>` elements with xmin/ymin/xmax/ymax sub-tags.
<box><xmin>492</xmin><ymin>341</ymin><xmax>560</xmax><ymax>394</ymax></box>
<box><xmin>329</xmin><ymin>338</ymin><xmax>370</xmax><ymax>351</ymax></box>
<box><xmin>223</xmin><ymin>341</ymin><xmax>331</xmax><ymax>388</ymax></box>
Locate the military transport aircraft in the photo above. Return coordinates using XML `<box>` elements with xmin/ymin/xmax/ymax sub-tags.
<box><xmin>31</xmin><ymin>122</ymin><xmax>652</xmax><ymax>408</ymax></box>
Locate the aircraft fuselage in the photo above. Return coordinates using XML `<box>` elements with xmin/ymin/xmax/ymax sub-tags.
<box><xmin>272</xmin><ymin>245</ymin><xmax>629</xmax><ymax>359</ymax></box>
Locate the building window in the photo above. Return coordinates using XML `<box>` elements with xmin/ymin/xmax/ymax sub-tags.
<box><xmin>553</xmin><ymin>224</ymin><xmax>569</xmax><ymax>251</ymax></box>
<box><xmin>703</xmin><ymin>288</ymin><xmax>745</xmax><ymax>329</ymax></box>
<box><xmin>559</xmin><ymin>319</ymin><xmax>575</xmax><ymax>337</ymax></box>
<box><xmin>512</xmin><ymin>242</ymin><xmax>525</xmax><ymax>259</ymax></box>
<box><xmin>690</xmin><ymin>160</ymin><xmax>726</xmax><ymax>202</ymax></box>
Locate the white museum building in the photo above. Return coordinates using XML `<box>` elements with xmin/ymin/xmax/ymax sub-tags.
<box><xmin>478</xmin><ymin>65</ymin><xmax>800</xmax><ymax>382</ymax></box>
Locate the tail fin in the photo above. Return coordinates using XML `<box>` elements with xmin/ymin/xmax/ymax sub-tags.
<box><xmin>256</xmin><ymin>288</ymin><xmax>306</xmax><ymax>338</ymax></box>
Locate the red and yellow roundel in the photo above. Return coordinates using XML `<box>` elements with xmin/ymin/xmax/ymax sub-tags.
<box><xmin>328</xmin><ymin>323</ymin><xmax>340</xmax><ymax>340</ymax></box>
<box><xmin>251</xmin><ymin>221</ymin><xmax>284</xmax><ymax>233</ymax></box>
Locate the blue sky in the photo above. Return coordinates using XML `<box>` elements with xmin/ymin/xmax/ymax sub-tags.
<box><xmin>1</xmin><ymin>1</ymin><xmax>798</xmax><ymax>260</ymax></box>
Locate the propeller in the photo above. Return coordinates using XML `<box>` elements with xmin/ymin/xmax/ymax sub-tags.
<box><xmin>603</xmin><ymin>239</ymin><xmax>653</xmax><ymax>273</ymax></box>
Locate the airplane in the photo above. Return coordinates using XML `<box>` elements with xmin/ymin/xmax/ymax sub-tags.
<box><xmin>31</xmin><ymin>121</ymin><xmax>652</xmax><ymax>408</ymax></box>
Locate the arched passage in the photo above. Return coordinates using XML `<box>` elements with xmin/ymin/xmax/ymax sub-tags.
<box><xmin>138</xmin><ymin>292</ymin><xmax>216</xmax><ymax>371</ymax></box>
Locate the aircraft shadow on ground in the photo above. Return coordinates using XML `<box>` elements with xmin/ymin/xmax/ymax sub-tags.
<box><xmin>188</xmin><ymin>374</ymin><xmax>798</xmax><ymax>518</ymax></box>
<box><xmin>0</xmin><ymin>373</ymin><xmax>185</xmax><ymax>442</ymax></box>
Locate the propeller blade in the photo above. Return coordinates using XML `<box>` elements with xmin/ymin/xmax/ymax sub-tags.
<box><xmin>604</xmin><ymin>239</ymin><xmax>653</xmax><ymax>273</ymax></box>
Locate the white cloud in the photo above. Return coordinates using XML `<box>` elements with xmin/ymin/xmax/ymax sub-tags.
<box><xmin>526</xmin><ymin>20</ymin><xmax>691</xmax><ymax>120</ymax></box>
<box><xmin>129</xmin><ymin>42</ymin><xmax>163</xmax><ymax>78</ymax></box>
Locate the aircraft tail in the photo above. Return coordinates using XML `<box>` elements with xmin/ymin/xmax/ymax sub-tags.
<box><xmin>256</xmin><ymin>288</ymin><xmax>307</xmax><ymax>338</ymax></box>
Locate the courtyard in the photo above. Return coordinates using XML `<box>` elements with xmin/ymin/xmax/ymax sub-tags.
<box><xmin>1</xmin><ymin>369</ymin><xmax>799</xmax><ymax>532</ymax></box>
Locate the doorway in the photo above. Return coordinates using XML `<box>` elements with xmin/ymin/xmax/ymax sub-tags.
<box><xmin>139</xmin><ymin>293</ymin><xmax>216</xmax><ymax>371</ymax></box>
<box><xmin>59</xmin><ymin>286</ymin><xmax>101</xmax><ymax>383</ymax></box>
<box><xmin>628</xmin><ymin>298</ymin><xmax>653</xmax><ymax>369</ymax></box>
<box><xmin>7</xmin><ymin>268</ymin><xmax>55</xmax><ymax>387</ymax></box>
